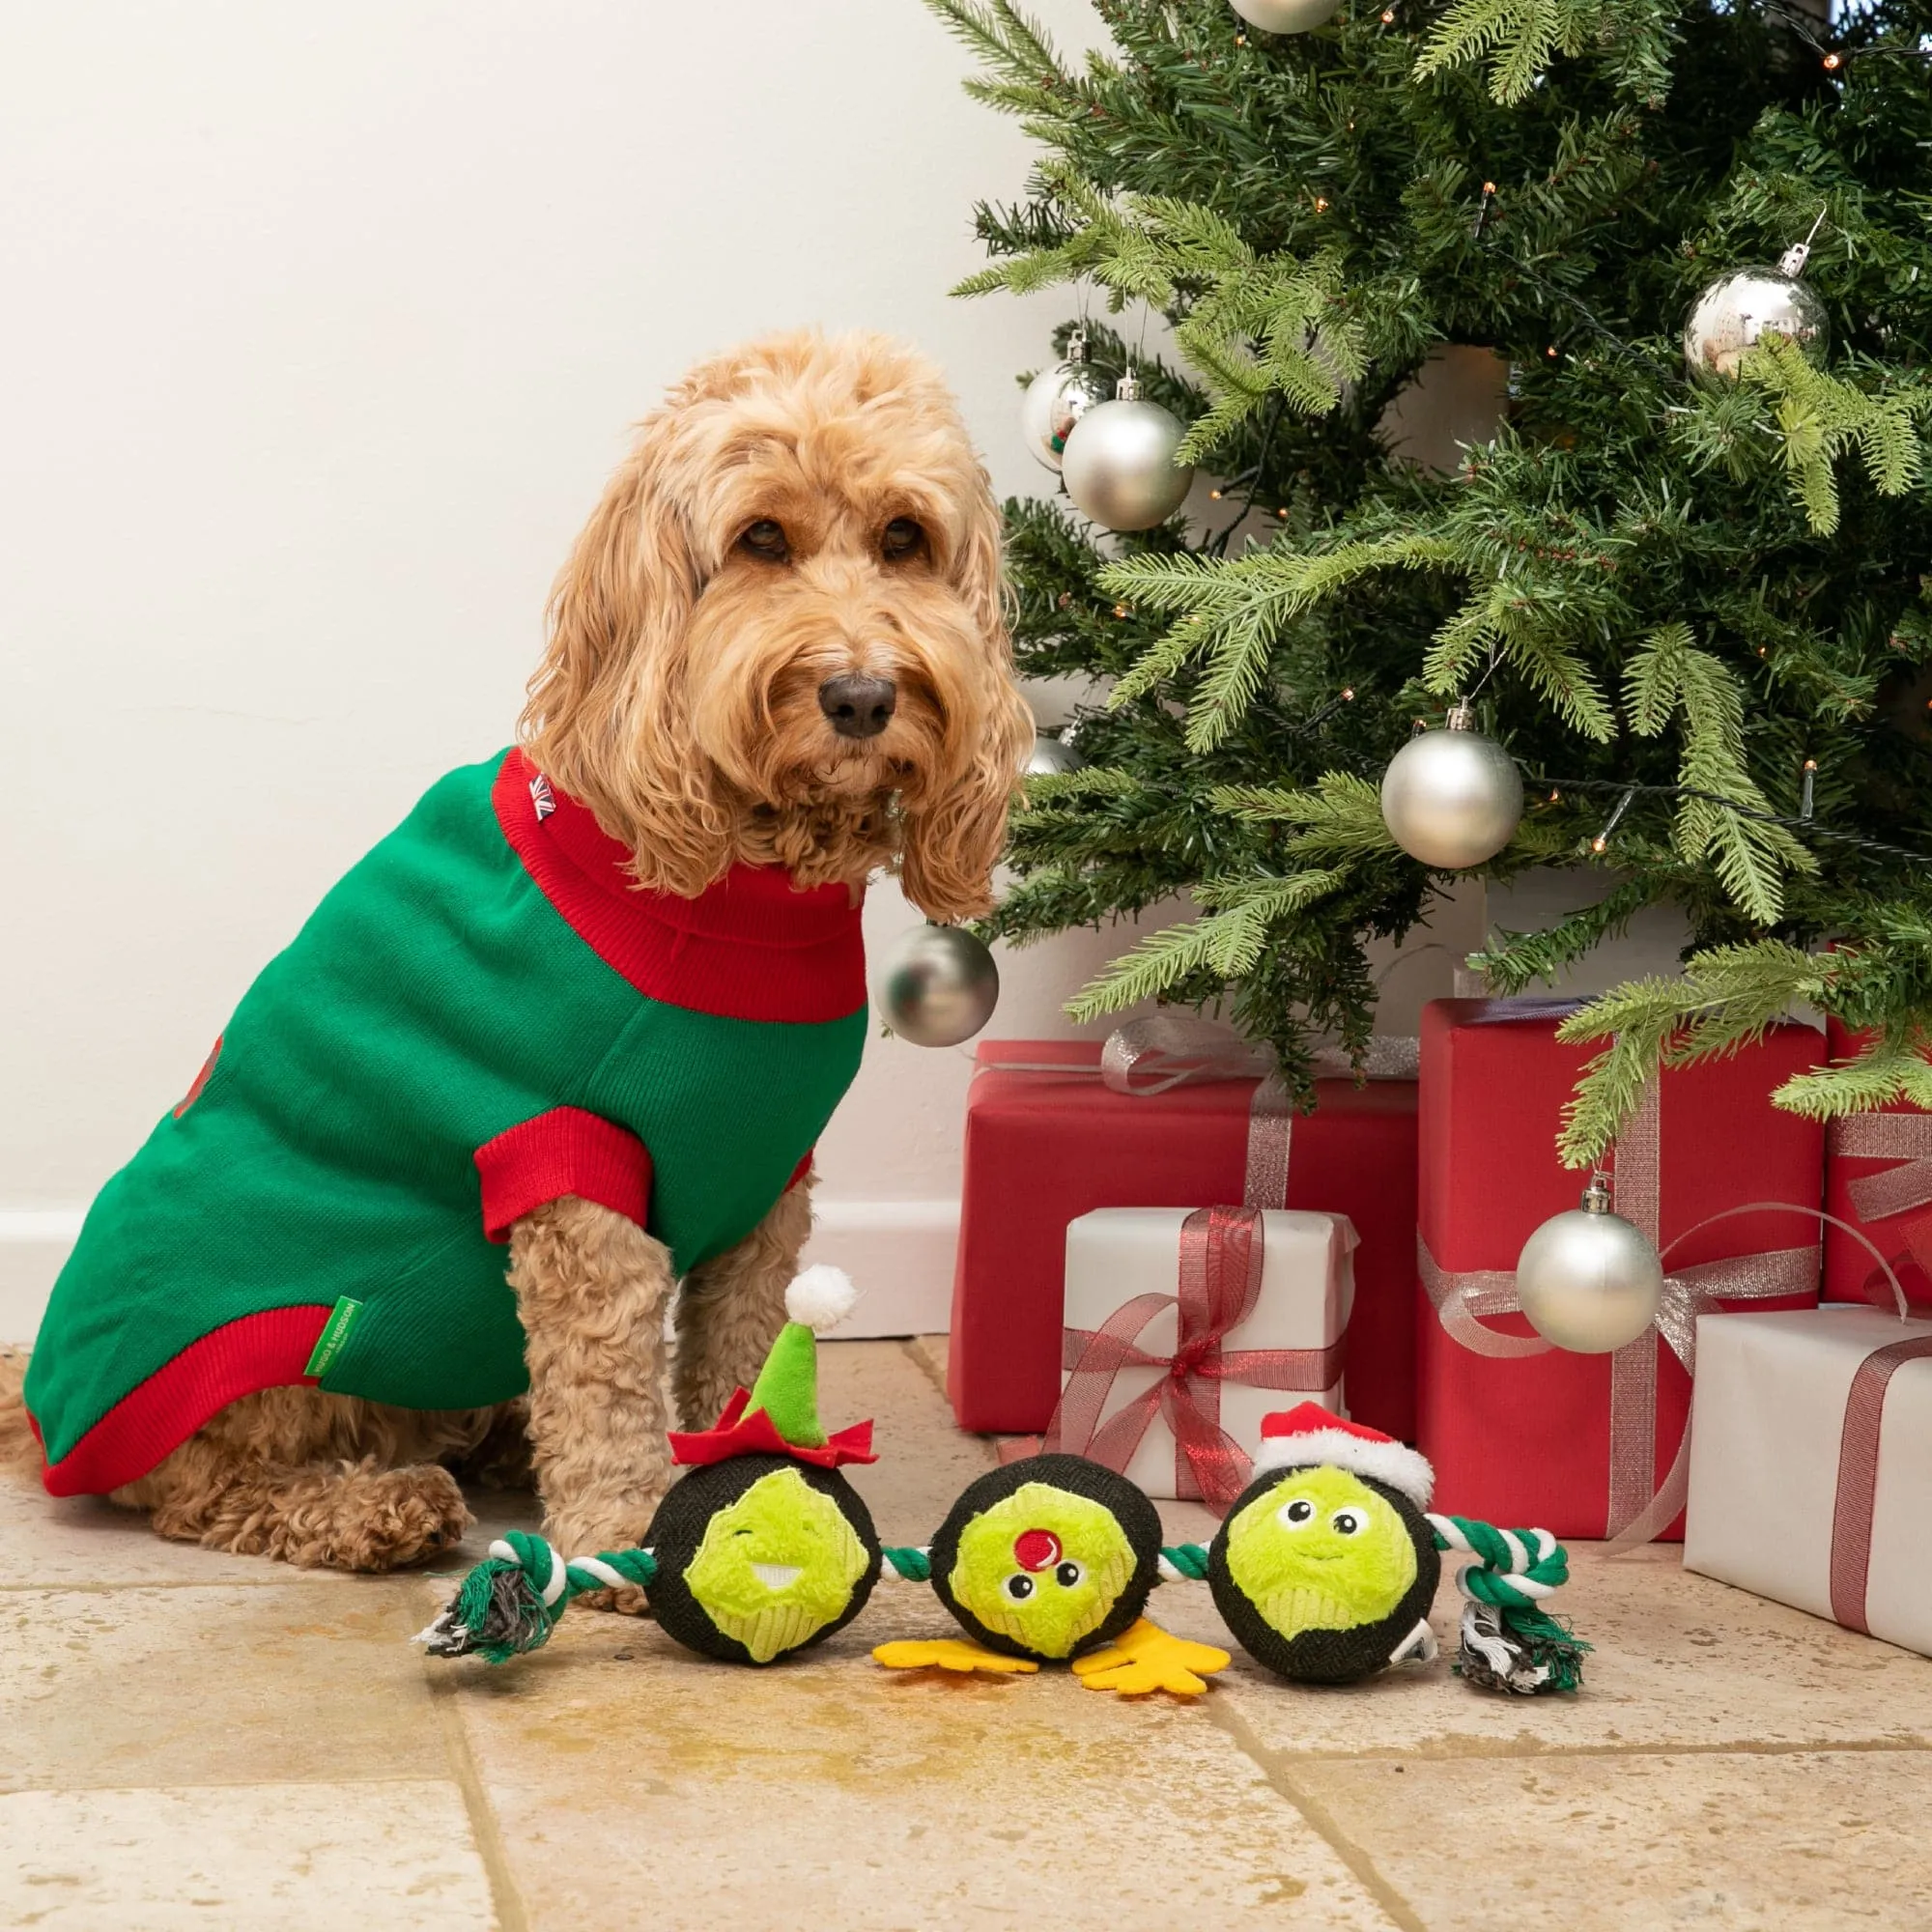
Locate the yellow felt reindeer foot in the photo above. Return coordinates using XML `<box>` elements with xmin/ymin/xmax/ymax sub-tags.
<box><xmin>872</xmin><ymin>1638</ymin><xmax>1039</xmax><ymax>1677</ymax></box>
<box><xmin>1070</xmin><ymin>1619</ymin><xmax>1231</xmax><ymax>1697</ymax></box>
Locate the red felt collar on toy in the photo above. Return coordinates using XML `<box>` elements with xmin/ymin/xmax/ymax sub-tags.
<box><xmin>668</xmin><ymin>1388</ymin><xmax>878</xmax><ymax>1469</ymax></box>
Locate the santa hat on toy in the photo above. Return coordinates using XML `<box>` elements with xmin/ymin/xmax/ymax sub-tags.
<box><xmin>666</xmin><ymin>1264</ymin><xmax>878</xmax><ymax>1470</ymax></box>
<box><xmin>1253</xmin><ymin>1402</ymin><xmax>1434</xmax><ymax>1510</ymax></box>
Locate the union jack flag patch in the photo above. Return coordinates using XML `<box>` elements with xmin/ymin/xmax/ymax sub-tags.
<box><xmin>529</xmin><ymin>773</ymin><xmax>556</xmax><ymax>822</ymax></box>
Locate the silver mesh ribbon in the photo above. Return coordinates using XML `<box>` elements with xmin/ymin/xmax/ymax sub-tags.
<box><xmin>1098</xmin><ymin>1015</ymin><xmax>1417</xmax><ymax>1211</ymax></box>
<box><xmin>1829</xmin><ymin>1113</ymin><xmax>1932</xmax><ymax>1225</ymax></box>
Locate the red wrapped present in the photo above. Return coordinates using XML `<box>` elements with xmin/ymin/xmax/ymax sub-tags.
<box><xmin>1823</xmin><ymin>1016</ymin><xmax>1932</xmax><ymax>1310</ymax></box>
<box><xmin>948</xmin><ymin>1023</ymin><xmax>1417</xmax><ymax>1437</ymax></box>
<box><xmin>1417</xmin><ymin>999</ymin><xmax>1826</xmax><ymax>1542</ymax></box>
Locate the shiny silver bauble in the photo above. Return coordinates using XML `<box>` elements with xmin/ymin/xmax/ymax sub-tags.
<box><xmin>1378</xmin><ymin>709</ymin><xmax>1523</xmax><ymax>868</ymax></box>
<box><xmin>1025</xmin><ymin>730</ymin><xmax>1083</xmax><ymax>777</ymax></box>
<box><xmin>1020</xmin><ymin>359</ymin><xmax>1110</xmax><ymax>471</ymax></box>
<box><xmin>1060</xmin><ymin>393</ymin><xmax>1195</xmax><ymax>531</ymax></box>
<box><xmin>872</xmin><ymin>924</ymin><xmax>1000</xmax><ymax>1048</ymax></box>
<box><xmin>1683</xmin><ymin>266</ymin><xmax>1830</xmax><ymax>386</ymax></box>
<box><xmin>1515</xmin><ymin>1182</ymin><xmax>1664</xmax><ymax>1353</ymax></box>
<box><xmin>1231</xmin><ymin>0</ymin><xmax>1344</xmax><ymax>29</ymax></box>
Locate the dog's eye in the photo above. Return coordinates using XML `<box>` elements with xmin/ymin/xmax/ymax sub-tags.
<box><xmin>739</xmin><ymin>519</ymin><xmax>789</xmax><ymax>561</ymax></box>
<box><xmin>881</xmin><ymin>517</ymin><xmax>925</xmax><ymax>560</ymax></box>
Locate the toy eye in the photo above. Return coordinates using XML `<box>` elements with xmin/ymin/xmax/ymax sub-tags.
<box><xmin>1277</xmin><ymin>1497</ymin><xmax>1316</xmax><ymax>1528</ymax></box>
<box><xmin>1331</xmin><ymin>1510</ymin><xmax>1364</xmax><ymax>1536</ymax></box>
<box><xmin>1005</xmin><ymin>1574</ymin><xmax>1035</xmax><ymax>1601</ymax></box>
<box><xmin>1054</xmin><ymin>1561</ymin><xmax>1083</xmax><ymax>1589</ymax></box>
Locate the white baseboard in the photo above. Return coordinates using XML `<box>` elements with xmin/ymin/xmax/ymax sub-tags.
<box><xmin>800</xmin><ymin>1198</ymin><xmax>960</xmax><ymax>1337</ymax></box>
<box><xmin>0</xmin><ymin>1211</ymin><xmax>83</xmax><ymax>1345</ymax></box>
<box><xmin>0</xmin><ymin>1200</ymin><xmax>959</xmax><ymax>1348</ymax></box>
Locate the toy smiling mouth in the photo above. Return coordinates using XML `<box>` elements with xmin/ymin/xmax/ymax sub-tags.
<box><xmin>751</xmin><ymin>1563</ymin><xmax>803</xmax><ymax>1592</ymax></box>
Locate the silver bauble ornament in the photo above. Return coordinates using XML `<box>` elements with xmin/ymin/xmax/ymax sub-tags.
<box><xmin>1020</xmin><ymin>329</ymin><xmax>1110</xmax><ymax>472</ymax></box>
<box><xmin>873</xmin><ymin>924</ymin><xmax>1000</xmax><ymax>1048</ymax></box>
<box><xmin>1378</xmin><ymin>702</ymin><xmax>1524</xmax><ymax>868</ymax></box>
<box><xmin>1683</xmin><ymin>239</ymin><xmax>1830</xmax><ymax>386</ymax></box>
<box><xmin>1025</xmin><ymin>729</ymin><xmax>1083</xmax><ymax>777</ymax></box>
<box><xmin>1230</xmin><ymin>0</ymin><xmax>1344</xmax><ymax>30</ymax></box>
<box><xmin>1515</xmin><ymin>1176</ymin><xmax>1665</xmax><ymax>1353</ymax></box>
<box><xmin>1060</xmin><ymin>373</ymin><xmax>1194</xmax><ymax>531</ymax></box>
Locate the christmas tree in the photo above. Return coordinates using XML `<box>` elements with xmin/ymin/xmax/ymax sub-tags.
<box><xmin>928</xmin><ymin>0</ymin><xmax>1932</xmax><ymax>1161</ymax></box>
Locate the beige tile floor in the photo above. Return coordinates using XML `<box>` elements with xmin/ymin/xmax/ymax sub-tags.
<box><xmin>4</xmin><ymin>1337</ymin><xmax>1930</xmax><ymax>1930</ymax></box>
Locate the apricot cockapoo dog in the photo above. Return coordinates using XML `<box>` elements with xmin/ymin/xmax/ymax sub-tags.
<box><xmin>0</xmin><ymin>331</ymin><xmax>1032</xmax><ymax>1589</ymax></box>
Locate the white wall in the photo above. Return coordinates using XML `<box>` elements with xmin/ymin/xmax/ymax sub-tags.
<box><xmin>0</xmin><ymin>0</ymin><xmax>1176</xmax><ymax>1337</ymax></box>
<box><xmin>0</xmin><ymin>2</ymin><xmax>1660</xmax><ymax>1339</ymax></box>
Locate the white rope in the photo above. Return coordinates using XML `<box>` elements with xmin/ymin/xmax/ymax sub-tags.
<box><xmin>567</xmin><ymin>1555</ymin><xmax>638</xmax><ymax>1593</ymax></box>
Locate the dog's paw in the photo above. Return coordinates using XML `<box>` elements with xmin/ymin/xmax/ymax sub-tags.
<box><xmin>267</xmin><ymin>1463</ymin><xmax>473</xmax><ymax>1573</ymax></box>
<box><xmin>574</xmin><ymin>1584</ymin><xmax>653</xmax><ymax>1617</ymax></box>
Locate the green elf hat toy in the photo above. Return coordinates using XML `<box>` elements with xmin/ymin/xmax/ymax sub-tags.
<box><xmin>418</xmin><ymin>1266</ymin><xmax>883</xmax><ymax>1668</ymax></box>
<box><xmin>1189</xmin><ymin>1404</ymin><xmax>1590</xmax><ymax>1694</ymax></box>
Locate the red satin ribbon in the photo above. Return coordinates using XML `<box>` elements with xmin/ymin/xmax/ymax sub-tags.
<box><xmin>1828</xmin><ymin>1333</ymin><xmax>1932</xmax><ymax>1634</ymax></box>
<box><xmin>1042</xmin><ymin>1205</ymin><xmax>1345</xmax><ymax>1514</ymax></box>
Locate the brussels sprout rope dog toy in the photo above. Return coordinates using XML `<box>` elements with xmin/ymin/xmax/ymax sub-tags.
<box><xmin>419</xmin><ymin>1265</ymin><xmax>882</xmax><ymax>1667</ymax></box>
<box><xmin>870</xmin><ymin>1453</ymin><xmax>1233</xmax><ymax>1695</ymax></box>
<box><xmin>1158</xmin><ymin>1405</ymin><xmax>1587</xmax><ymax>1695</ymax></box>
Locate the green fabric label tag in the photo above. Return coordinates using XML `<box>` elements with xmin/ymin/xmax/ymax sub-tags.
<box><xmin>303</xmin><ymin>1297</ymin><xmax>365</xmax><ymax>1380</ymax></box>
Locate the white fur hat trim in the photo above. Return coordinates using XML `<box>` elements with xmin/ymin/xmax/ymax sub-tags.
<box><xmin>1252</xmin><ymin>1427</ymin><xmax>1435</xmax><ymax>1509</ymax></box>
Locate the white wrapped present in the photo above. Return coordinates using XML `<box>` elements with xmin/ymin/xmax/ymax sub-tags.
<box><xmin>1048</xmin><ymin>1205</ymin><xmax>1355</xmax><ymax>1510</ymax></box>
<box><xmin>1684</xmin><ymin>1305</ymin><xmax>1932</xmax><ymax>1657</ymax></box>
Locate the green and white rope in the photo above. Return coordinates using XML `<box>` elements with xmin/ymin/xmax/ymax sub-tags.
<box><xmin>1424</xmin><ymin>1513</ymin><xmax>1567</xmax><ymax>1609</ymax></box>
<box><xmin>416</xmin><ymin>1529</ymin><xmax>658</xmax><ymax>1664</ymax></box>
<box><xmin>879</xmin><ymin>1547</ymin><xmax>931</xmax><ymax>1581</ymax></box>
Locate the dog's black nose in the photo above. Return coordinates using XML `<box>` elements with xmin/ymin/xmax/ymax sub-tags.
<box><xmin>818</xmin><ymin>673</ymin><xmax>897</xmax><ymax>740</ymax></box>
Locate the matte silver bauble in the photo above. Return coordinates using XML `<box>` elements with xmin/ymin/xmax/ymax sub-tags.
<box><xmin>1230</xmin><ymin>0</ymin><xmax>1344</xmax><ymax>30</ymax></box>
<box><xmin>1378</xmin><ymin>704</ymin><xmax>1523</xmax><ymax>868</ymax></box>
<box><xmin>1020</xmin><ymin>356</ymin><xmax>1110</xmax><ymax>472</ymax></box>
<box><xmin>1060</xmin><ymin>375</ymin><xmax>1195</xmax><ymax>531</ymax></box>
<box><xmin>873</xmin><ymin>924</ymin><xmax>1000</xmax><ymax>1048</ymax></box>
<box><xmin>1683</xmin><ymin>254</ymin><xmax>1830</xmax><ymax>386</ymax></box>
<box><xmin>1025</xmin><ymin>730</ymin><xmax>1083</xmax><ymax>777</ymax></box>
<box><xmin>1515</xmin><ymin>1178</ymin><xmax>1664</xmax><ymax>1354</ymax></box>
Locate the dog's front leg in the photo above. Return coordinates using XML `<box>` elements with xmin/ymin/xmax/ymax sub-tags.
<box><xmin>673</xmin><ymin>1172</ymin><xmax>814</xmax><ymax>1431</ymax></box>
<box><xmin>509</xmin><ymin>1195</ymin><xmax>674</xmax><ymax>1609</ymax></box>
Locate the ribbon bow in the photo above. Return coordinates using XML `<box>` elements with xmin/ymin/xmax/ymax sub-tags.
<box><xmin>1042</xmin><ymin>1205</ymin><xmax>1344</xmax><ymax>1515</ymax></box>
<box><xmin>1830</xmin><ymin>1114</ymin><xmax>1932</xmax><ymax>1300</ymax></box>
<box><xmin>1421</xmin><ymin>1073</ymin><xmax>1914</xmax><ymax>1547</ymax></box>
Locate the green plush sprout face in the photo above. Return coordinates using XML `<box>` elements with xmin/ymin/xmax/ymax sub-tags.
<box><xmin>680</xmin><ymin>1466</ymin><xmax>868</xmax><ymax>1663</ymax></box>
<box><xmin>1224</xmin><ymin>1465</ymin><xmax>1417</xmax><ymax>1644</ymax></box>
<box><xmin>947</xmin><ymin>1482</ymin><xmax>1136</xmax><ymax>1660</ymax></box>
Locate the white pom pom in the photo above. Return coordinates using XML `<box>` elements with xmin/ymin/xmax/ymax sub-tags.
<box><xmin>784</xmin><ymin>1264</ymin><xmax>858</xmax><ymax>1334</ymax></box>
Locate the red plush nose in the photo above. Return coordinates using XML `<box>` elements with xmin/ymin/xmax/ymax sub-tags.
<box><xmin>1013</xmin><ymin>1529</ymin><xmax>1062</xmax><ymax>1573</ymax></box>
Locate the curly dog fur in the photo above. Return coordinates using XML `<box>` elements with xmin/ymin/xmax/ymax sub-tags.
<box><xmin>1</xmin><ymin>330</ymin><xmax>1029</xmax><ymax>1581</ymax></box>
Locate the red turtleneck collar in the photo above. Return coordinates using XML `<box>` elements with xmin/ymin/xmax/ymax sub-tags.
<box><xmin>492</xmin><ymin>749</ymin><xmax>866</xmax><ymax>1024</ymax></box>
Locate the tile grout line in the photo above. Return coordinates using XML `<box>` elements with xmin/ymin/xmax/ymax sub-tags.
<box><xmin>428</xmin><ymin>1670</ymin><xmax>531</xmax><ymax>1932</ymax></box>
<box><xmin>1204</xmin><ymin>1697</ymin><xmax>1429</xmax><ymax>1932</ymax></box>
<box><xmin>897</xmin><ymin>1335</ymin><xmax>949</xmax><ymax>1403</ymax></box>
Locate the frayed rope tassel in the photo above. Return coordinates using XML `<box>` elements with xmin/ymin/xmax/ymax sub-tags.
<box><xmin>1427</xmin><ymin>1515</ymin><xmax>1590</xmax><ymax>1695</ymax></box>
<box><xmin>415</xmin><ymin>1530</ymin><xmax>657</xmax><ymax>1664</ymax></box>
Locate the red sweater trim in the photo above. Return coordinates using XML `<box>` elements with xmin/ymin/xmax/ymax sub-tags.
<box><xmin>492</xmin><ymin>750</ymin><xmax>866</xmax><ymax>1024</ymax></box>
<box><xmin>37</xmin><ymin>1304</ymin><xmax>330</xmax><ymax>1498</ymax></box>
<box><xmin>475</xmin><ymin>1107</ymin><xmax>654</xmax><ymax>1243</ymax></box>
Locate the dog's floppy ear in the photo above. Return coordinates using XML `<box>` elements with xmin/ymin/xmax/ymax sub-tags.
<box><xmin>895</xmin><ymin>469</ymin><xmax>1033</xmax><ymax>923</ymax></box>
<box><xmin>520</xmin><ymin>417</ymin><xmax>733</xmax><ymax>895</ymax></box>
